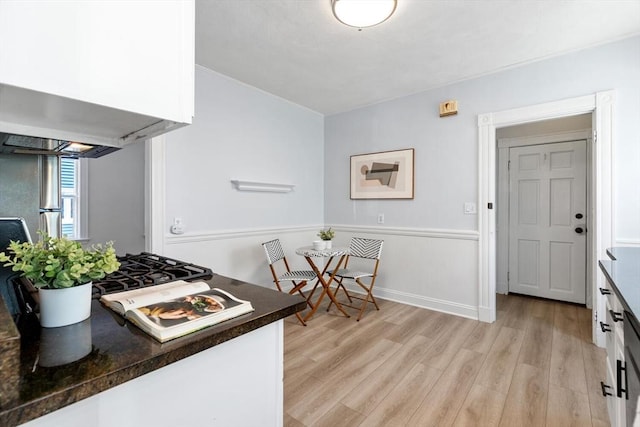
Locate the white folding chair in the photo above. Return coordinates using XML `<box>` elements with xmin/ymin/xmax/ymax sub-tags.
<box><xmin>261</xmin><ymin>239</ymin><xmax>317</xmax><ymax>326</ymax></box>
<box><xmin>331</xmin><ymin>237</ymin><xmax>384</xmax><ymax>321</ymax></box>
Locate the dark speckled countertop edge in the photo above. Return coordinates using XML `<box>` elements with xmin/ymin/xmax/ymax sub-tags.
<box><xmin>0</xmin><ymin>293</ymin><xmax>21</xmax><ymax>419</ymax></box>
<box><xmin>599</xmin><ymin>247</ymin><xmax>640</xmax><ymax>335</ymax></box>
<box><xmin>0</xmin><ymin>275</ymin><xmax>307</xmax><ymax>427</ymax></box>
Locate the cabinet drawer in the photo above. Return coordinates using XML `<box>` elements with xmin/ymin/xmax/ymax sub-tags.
<box><xmin>605</xmin><ymin>359</ymin><xmax>617</xmax><ymax>427</ymax></box>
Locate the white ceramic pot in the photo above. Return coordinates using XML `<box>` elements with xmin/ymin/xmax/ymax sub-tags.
<box><xmin>312</xmin><ymin>240</ymin><xmax>325</xmax><ymax>250</ymax></box>
<box><xmin>38</xmin><ymin>281</ymin><xmax>93</xmax><ymax>328</ymax></box>
<box><xmin>324</xmin><ymin>240</ymin><xmax>332</xmax><ymax>249</ymax></box>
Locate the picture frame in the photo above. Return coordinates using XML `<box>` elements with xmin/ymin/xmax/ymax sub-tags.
<box><xmin>350</xmin><ymin>148</ymin><xmax>414</xmax><ymax>199</ymax></box>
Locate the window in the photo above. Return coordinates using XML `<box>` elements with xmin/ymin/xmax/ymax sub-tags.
<box><xmin>60</xmin><ymin>158</ymin><xmax>87</xmax><ymax>239</ymax></box>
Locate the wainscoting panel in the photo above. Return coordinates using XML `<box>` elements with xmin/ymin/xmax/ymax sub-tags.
<box><xmin>164</xmin><ymin>225</ymin><xmax>480</xmax><ymax>320</ymax></box>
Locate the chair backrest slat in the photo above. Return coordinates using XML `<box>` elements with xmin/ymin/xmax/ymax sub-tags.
<box><xmin>262</xmin><ymin>239</ymin><xmax>285</xmax><ymax>265</ymax></box>
<box><xmin>349</xmin><ymin>237</ymin><xmax>383</xmax><ymax>259</ymax></box>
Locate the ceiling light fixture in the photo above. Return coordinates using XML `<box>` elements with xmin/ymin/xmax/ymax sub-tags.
<box><xmin>332</xmin><ymin>0</ymin><xmax>397</xmax><ymax>29</ymax></box>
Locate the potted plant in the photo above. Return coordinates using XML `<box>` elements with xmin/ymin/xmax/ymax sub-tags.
<box><xmin>317</xmin><ymin>228</ymin><xmax>335</xmax><ymax>249</ymax></box>
<box><xmin>0</xmin><ymin>232</ymin><xmax>120</xmax><ymax>328</ymax></box>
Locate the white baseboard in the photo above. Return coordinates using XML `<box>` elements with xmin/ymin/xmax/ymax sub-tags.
<box><xmin>342</xmin><ymin>283</ymin><xmax>479</xmax><ymax>320</ymax></box>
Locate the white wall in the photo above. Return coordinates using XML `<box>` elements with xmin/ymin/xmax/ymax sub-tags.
<box><xmin>160</xmin><ymin>66</ymin><xmax>325</xmax><ymax>282</ymax></box>
<box><xmin>324</xmin><ymin>35</ymin><xmax>640</xmax><ymax>318</ymax></box>
<box><xmin>88</xmin><ymin>142</ymin><xmax>145</xmax><ymax>254</ymax></box>
<box><xmin>156</xmin><ymin>37</ymin><xmax>639</xmax><ymax>321</ymax></box>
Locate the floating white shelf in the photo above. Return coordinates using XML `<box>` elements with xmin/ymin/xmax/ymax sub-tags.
<box><xmin>230</xmin><ymin>180</ymin><xmax>295</xmax><ymax>193</ymax></box>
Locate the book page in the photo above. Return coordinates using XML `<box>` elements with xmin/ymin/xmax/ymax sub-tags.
<box><xmin>126</xmin><ymin>288</ymin><xmax>254</xmax><ymax>342</ymax></box>
<box><xmin>100</xmin><ymin>280</ymin><xmax>211</xmax><ymax>314</ymax></box>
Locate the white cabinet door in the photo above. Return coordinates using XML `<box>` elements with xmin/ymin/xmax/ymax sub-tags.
<box><xmin>0</xmin><ymin>1</ymin><xmax>194</xmax><ymax>145</ymax></box>
<box><xmin>508</xmin><ymin>140</ymin><xmax>587</xmax><ymax>303</ymax></box>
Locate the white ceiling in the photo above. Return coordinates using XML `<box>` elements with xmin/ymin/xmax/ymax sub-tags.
<box><xmin>195</xmin><ymin>0</ymin><xmax>640</xmax><ymax>115</ymax></box>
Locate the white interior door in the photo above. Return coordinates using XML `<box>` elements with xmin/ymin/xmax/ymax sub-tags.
<box><xmin>508</xmin><ymin>140</ymin><xmax>587</xmax><ymax>303</ymax></box>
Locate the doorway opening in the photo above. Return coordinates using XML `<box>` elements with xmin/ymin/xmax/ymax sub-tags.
<box><xmin>496</xmin><ymin>114</ymin><xmax>592</xmax><ymax>305</ymax></box>
<box><xmin>477</xmin><ymin>91</ymin><xmax>614</xmax><ymax>347</ymax></box>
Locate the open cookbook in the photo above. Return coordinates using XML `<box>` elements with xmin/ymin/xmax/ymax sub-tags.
<box><xmin>100</xmin><ymin>280</ymin><xmax>254</xmax><ymax>342</ymax></box>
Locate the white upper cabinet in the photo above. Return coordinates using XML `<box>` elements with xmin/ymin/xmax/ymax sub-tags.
<box><xmin>0</xmin><ymin>0</ymin><xmax>194</xmax><ymax>146</ymax></box>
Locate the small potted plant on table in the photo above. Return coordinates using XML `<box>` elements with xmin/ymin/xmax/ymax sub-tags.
<box><xmin>317</xmin><ymin>228</ymin><xmax>335</xmax><ymax>249</ymax></box>
<box><xmin>0</xmin><ymin>232</ymin><xmax>120</xmax><ymax>327</ymax></box>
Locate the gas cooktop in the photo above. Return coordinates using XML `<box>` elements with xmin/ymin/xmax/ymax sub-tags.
<box><xmin>91</xmin><ymin>252</ymin><xmax>214</xmax><ymax>299</ymax></box>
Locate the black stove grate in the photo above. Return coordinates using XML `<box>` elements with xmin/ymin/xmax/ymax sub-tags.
<box><xmin>91</xmin><ymin>252</ymin><xmax>214</xmax><ymax>299</ymax></box>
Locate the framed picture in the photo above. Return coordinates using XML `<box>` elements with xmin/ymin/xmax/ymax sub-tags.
<box><xmin>350</xmin><ymin>148</ymin><xmax>414</xmax><ymax>199</ymax></box>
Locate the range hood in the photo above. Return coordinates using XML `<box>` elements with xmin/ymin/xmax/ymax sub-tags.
<box><xmin>0</xmin><ymin>132</ymin><xmax>120</xmax><ymax>158</ymax></box>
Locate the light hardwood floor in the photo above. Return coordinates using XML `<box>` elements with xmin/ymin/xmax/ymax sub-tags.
<box><xmin>283</xmin><ymin>293</ymin><xmax>609</xmax><ymax>427</ymax></box>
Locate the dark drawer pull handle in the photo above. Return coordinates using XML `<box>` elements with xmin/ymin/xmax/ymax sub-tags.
<box><xmin>610</xmin><ymin>309</ymin><xmax>624</xmax><ymax>323</ymax></box>
<box><xmin>617</xmin><ymin>359</ymin><xmax>628</xmax><ymax>399</ymax></box>
<box><xmin>599</xmin><ymin>287</ymin><xmax>611</xmax><ymax>295</ymax></box>
<box><xmin>601</xmin><ymin>381</ymin><xmax>613</xmax><ymax>397</ymax></box>
<box><xmin>600</xmin><ymin>321</ymin><xmax>612</xmax><ymax>333</ymax></box>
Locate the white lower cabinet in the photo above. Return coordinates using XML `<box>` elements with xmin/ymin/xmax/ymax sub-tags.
<box><xmin>20</xmin><ymin>321</ymin><xmax>284</xmax><ymax>427</ymax></box>
<box><xmin>601</xmin><ymin>284</ymin><xmax>627</xmax><ymax>426</ymax></box>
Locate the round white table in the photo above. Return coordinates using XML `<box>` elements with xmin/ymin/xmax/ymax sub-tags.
<box><xmin>295</xmin><ymin>246</ymin><xmax>351</xmax><ymax>320</ymax></box>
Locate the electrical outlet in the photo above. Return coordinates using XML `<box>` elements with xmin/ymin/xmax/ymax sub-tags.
<box><xmin>170</xmin><ymin>217</ymin><xmax>185</xmax><ymax>234</ymax></box>
<box><xmin>464</xmin><ymin>203</ymin><xmax>477</xmax><ymax>214</ymax></box>
<box><xmin>377</xmin><ymin>213</ymin><xmax>385</xmax><ymax>224</ymax></box>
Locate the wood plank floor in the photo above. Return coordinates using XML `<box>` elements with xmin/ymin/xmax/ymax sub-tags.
<box><xmin>283</xmin><ymin>293</ymin><xmax>609</xmax><ymax>427</ymax></box>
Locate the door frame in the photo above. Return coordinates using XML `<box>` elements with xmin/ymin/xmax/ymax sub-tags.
<box><xmin>496</xmin><ymin>130</ymin><xmax>592</xmax><ymax>299</ymax></box>
<box><xmin>477</xmin><ymin>90</ymin><xmax>613</xmax><ymax>347</ymax></box>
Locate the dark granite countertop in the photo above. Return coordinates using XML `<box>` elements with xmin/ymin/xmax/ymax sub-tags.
<box><xmin>599</xmin><ymin>247</ymin><xmax>640</xmax><ymax>326</ymax></box>
<box><xmin>0</xmin><ymin>274</ymin><xmax>306</xmax><ymax>427</ymax></box>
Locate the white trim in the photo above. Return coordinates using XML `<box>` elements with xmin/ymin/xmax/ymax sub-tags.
<box><xmin>615</xmin><ymin>239</ymin><xmax>640</xmax><ymax>246</ymax></box>
<box><xmin>78</xmin><ymin>158</ymin><xmax>89</xmax><ymax>239</ymax></box>
<box><xmin>164</xmin><ymin>224</ymin><xmax>479</xmax><ymax>244</ymax></box>
<box><xmin>146</xmin><ymin>136</ymin><xmax>167</xmax><ymax>255</ymax></box>
<box><xmin>343</xmin><ymin>285</ymin><xmax>478</xmax><ymax>320</ymax></box>
<box><xmin>165</xmin><ymin>225</ymin><xmax>322</xmax><ymax>244</ymax></box>
<box><xmin>478</xmin><ymin>91</ymin><xmax>614</xmax><ymax>343</ymax></box>
<box><xmin>331</xmin><ymin>224</ymin><xmax>479</xmax><ymax>240</ymax></box>
<box><xmin>593</xmin><ymin>91</ymin><xmax>615</xmax><ymax>347</ymax></box>
<box><xmin>497</xmin><ymin>129</ymin><xmax>591</xmax><ymax>148</ymax></box>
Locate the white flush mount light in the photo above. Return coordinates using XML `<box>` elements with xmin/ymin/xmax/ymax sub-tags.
<box><xmin>332</xmin><ymin>0</ymin><xmax>397</xmax><ymax>29</ymax></box>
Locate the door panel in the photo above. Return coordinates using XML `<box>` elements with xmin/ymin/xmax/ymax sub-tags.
<box><xmin>518</xmin><ymin>180</ymin><xmax>539</xmax><ymax>224</ymax></box>
<box><xmin>508</xmin><ymin>140</ymin><xmax>587</xmax><ymax>303</ymax></box>
<box><xmin>550</xmin><ymin>178</ymin><xmax>572</xmax><ymax>226</ymax></box>
<box><xmin>517</xmin><ymin>239</ymin><xmax>539</xmax><ymax>287</ymax></box>
<box><xmin>549</xmin><ymin>241</ymin><xmax>572</xmax><ymax>292</ymax></box>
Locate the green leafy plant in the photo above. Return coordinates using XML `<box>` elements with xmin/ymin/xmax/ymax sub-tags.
<box><xmin>0</xmin><ymin>232</ymin><xmax>120</xmax><ymax>289</ymax></box>
<box><xmin>317</xmin><ymin>228</ymin><xmax>335</xmax><ymax>241</ymax></box>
